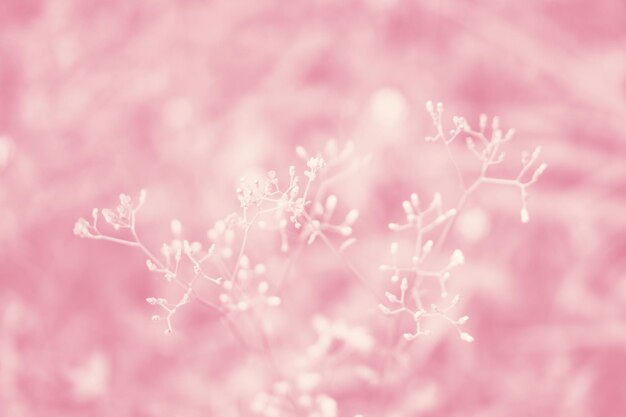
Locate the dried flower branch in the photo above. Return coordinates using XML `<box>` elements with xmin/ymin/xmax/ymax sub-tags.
<box><xmin>74</xmin><ymin>141</ymin><xmax>370</xmax><ymax>335</ymax></box>
<box><xmin>376</xmin><ymin>101</ymin><xmax>547</xmax><ymax>343</ymax></box>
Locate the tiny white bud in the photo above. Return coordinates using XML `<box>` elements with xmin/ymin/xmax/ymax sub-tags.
<box><xmin>432</xmin><ymin>192</ymin><xmax>442</xmax><ymax>208</ymax></box>
<box><xmin>479</xmin><ymin>114</ymin><xmax>487</xmax><ymax>130</ymax></box>
<box><xmin>344</xmin><ymin>209</ymin><xmax>359</xmax><ymax>225</ymax></box>
<box><xmin>451</xmin><ymin>249</ymin><xmax>465</xmax><ymax>266</ymax></box>
<box><xmin>390</xmin><ymin>242</ymin><xmax>399</xmax><ymax>255</ymax></box>
<box><xmin>422</xmin><ymin>240</ymin><xmax>434</xmax><ymax>255</ymax></box>
<box><xmin>457</xmin><ymin>315</ymin><xmax>469</xmax><ymax>324</ymax></box>
<box><xmin>400</xmin><ymin>278</ymin><xmax>408</xmax><ymax>292</ymax></box>
<box><xmin>402</xmin><ymin>201</ymin><xmax>413</xmax><ymax>216</ymax></box>
<box><xmin>170</xmin><ymin>219</ymin><xmax>182</xmax><ymax>236</ymax></box>
<box><xmin>378</xmin><ymin>304</ymin><xmax>391</xmax><ymax>314</ymax></box>
<box><xmin>532</xmin><ymin>163</ymin><xmax>547</xmax><ymax>181</ymax></box>
<box><xmin>258</xmin><ymin>281</ymin><xmax>269</xmax><ymax>294</ymax></box>
<box><xmin>339</xmin><ymin>238</ymin><xmax>356</xmax><ymax>253</ymax></box>
<box><xmin>403</xmin><ymin>333</ymin><xmax>416</xmax><ymax>341</ymax></box>
<box><xmin>295</xmin><ymin>145</ymin><xmax>308</xmax><ymax>159</ymax></box>
<box><xmin>267</xmin><ymin>296</ymin><xmax>281</xmax><ymax>307</ymax></box>
<box><xmin>146</xmin><ymin>297</ymin><xmax>157</xmax><ymax>305</ymax></box>
<box><xmin>189</xmin><ymin>241</ymin><xmax>202</xmax><ymax>253</ymax></box>
<box><xmin>460</xmin><ymin>332</ymin><xmax>474</xmax><ymax>343</ymax></box>
<box><xmin>339</xmin><ymin>226</ymin><xmax>352</xmax><ymax>236</ymax></box>
<box><xmin>325</xmin><ymin>194</ymin><xmax>338</xmax><ymax>213</ymax></box>
<box><xmin>520</xmin><ymin>207</ymin><xmax>530</xmax><ymax>224</ymax></box>
<box><xmin>385</xmin><ymin>292</ymin><xmax>398</xmax><ymax>303</ymax></box>
<box><xmin>146</xmin><ymin>260</ymin><xmax>156</xmax><ymax>271</ymax></box>
<box><xmin>390</xmin><ymin>274</ymin><xmax>399</xmax><ymax>283</ymax></box>
<box><xmin>536</xmin><ymin>162</ymin><xmax>547</xmax><ymax>175</ymax></box>
<box><xmin>138</xmin><ymin>189</ymin><xmax>147</xmax><ymax>204</ymax></box>
<box><xmin>450</xmin><ymin>294</ymin><xmax>460</xmax><ymax>307</ymax></box>
<box><xmin>388</xmin><ymin>222</ymin><xmax>400</xmax><ymax>231</ymax></box>
<box><xmin>151</xmin><ymin>315</ymin><xmax>160</xmax><ymax>321</ymax></box>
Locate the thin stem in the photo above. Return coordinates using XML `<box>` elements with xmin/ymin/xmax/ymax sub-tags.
<box><xmin>230</xmin><ymin>214</ymin><xmax>258</xmax><ymax>282</ymax></box>
<box><xmin>93</xmin><ymin>235</ymin><xmax>139</xmax><ymax>247</ymax></box>
<box><xmin>434</xmin><ymin>178</ymin><xmax>481</xmax><ymax>253</ymax></box>
<box><xmin>443</xmin><ymin>140</ymin><xmax>466</xmax><ymax>191</ymax></box>
<box><xmin>315</xmin><ymin>230</ymin><xmax>383</xmax><ymax>303</ymax></box>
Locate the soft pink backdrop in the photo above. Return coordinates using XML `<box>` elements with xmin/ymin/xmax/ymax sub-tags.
<box><xmin>1</xmin><ymin>0</ymin><xmax>626</xmax><ymax>416</ymax></box>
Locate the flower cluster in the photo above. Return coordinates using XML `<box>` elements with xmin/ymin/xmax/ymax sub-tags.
<box><xmin>74</xmin><ymin>191</ymin><xmax>146</xmax><ymax>238</ymax></box>
<box><xmin>74</xmin><ymin>141</ymin><xmax>369</xmax><ymax>336</ymax></box>
<box><xmin>251</xmin><ymin>375</ymin><xmax>339</xmax><ymax>417</ymax></box>
<box><xmin>425</xmin><ymin>101</ymin><xmax>547</xmax><ymax>223</ymax></box>
<box><xmin>375</xmin><ymin>101</ymin><xmax>547</xmax><ymax>343</ymax></box>
<box><xmin>74</xmin><ymin>101</ymin><xmax>545</xmax><ymax>416</ymax></box>
<box><xmin>252</xmin><ymin>315</ymin><xmax>373</xmax><ymax>417</ymax></box>
<box><xmin>378</xmin><ymin>193</ymin><xmax>473</xmax><ymax>342</ymax></box>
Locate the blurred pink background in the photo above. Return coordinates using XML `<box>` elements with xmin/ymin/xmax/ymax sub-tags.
<box><xmin>1</xmin><ymin>0</ymin><xmax>626</xmax><ymax>416</ymax></box>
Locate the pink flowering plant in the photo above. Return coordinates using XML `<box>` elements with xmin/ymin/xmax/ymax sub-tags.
<box><xmin>75</xmin><ymin>102</ymin><xmax>545</xmax><ymax>416</ymax></box>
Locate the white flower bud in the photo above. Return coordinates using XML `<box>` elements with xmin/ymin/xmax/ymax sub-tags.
<box><xmin>344</xmin><ymin>209</ymin><xmax>359</xmax><ymax>225</ymax></box>
<box><xmin>521</xmin><ymin>207</ymin><xmax>530</xmax><ymax>224</ymax></box>
<box><xmin>258</xmin><ymin>281</ymin><xmax>269</xmax><ymax>294</ymax></box>
<box><xmin>267</xmin><ymin>296</ymin><xmax>281</xmax><ymax>307</ymax></box>
<box><xmin>385</xmin><ymin>292</ymin><xmax>398</xmax><ymax>303</ymax></box>
<box><xmin>339</xmin><ymin>226</ymin><xmax>352</xmax><ymax>236</ymax></box>
<box><xmin>295</xmin><ymin>145</ymin><xmax>308</xmax><ymax>159</ymax></box>
<box><xmin>388</xmin><ymin>222</ymin><xmax>400</xmax><ymax>231</ymax></box>
<box><xmin>460</xmin><ymin>332</ymin><xmax>474</xmax><ymax>343</ymax></box>
<box><xmin>450</xmin><ymin>294</ymin><xmax>460</xmax><ymax>307</ymax></box>
<box><xmin>450</xmin><ymin>249</ymin><xmax>465</xmax><ymax>266</ymax></box>
<box><xmin>170</xmin><ymin>219</ymin><xmax>182</xmax><ymax>236</ymax></box>
<box><xmin>325</xmin><ymin>194</ymin><xmax>337</xmax><ymax>213</ymax></box>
